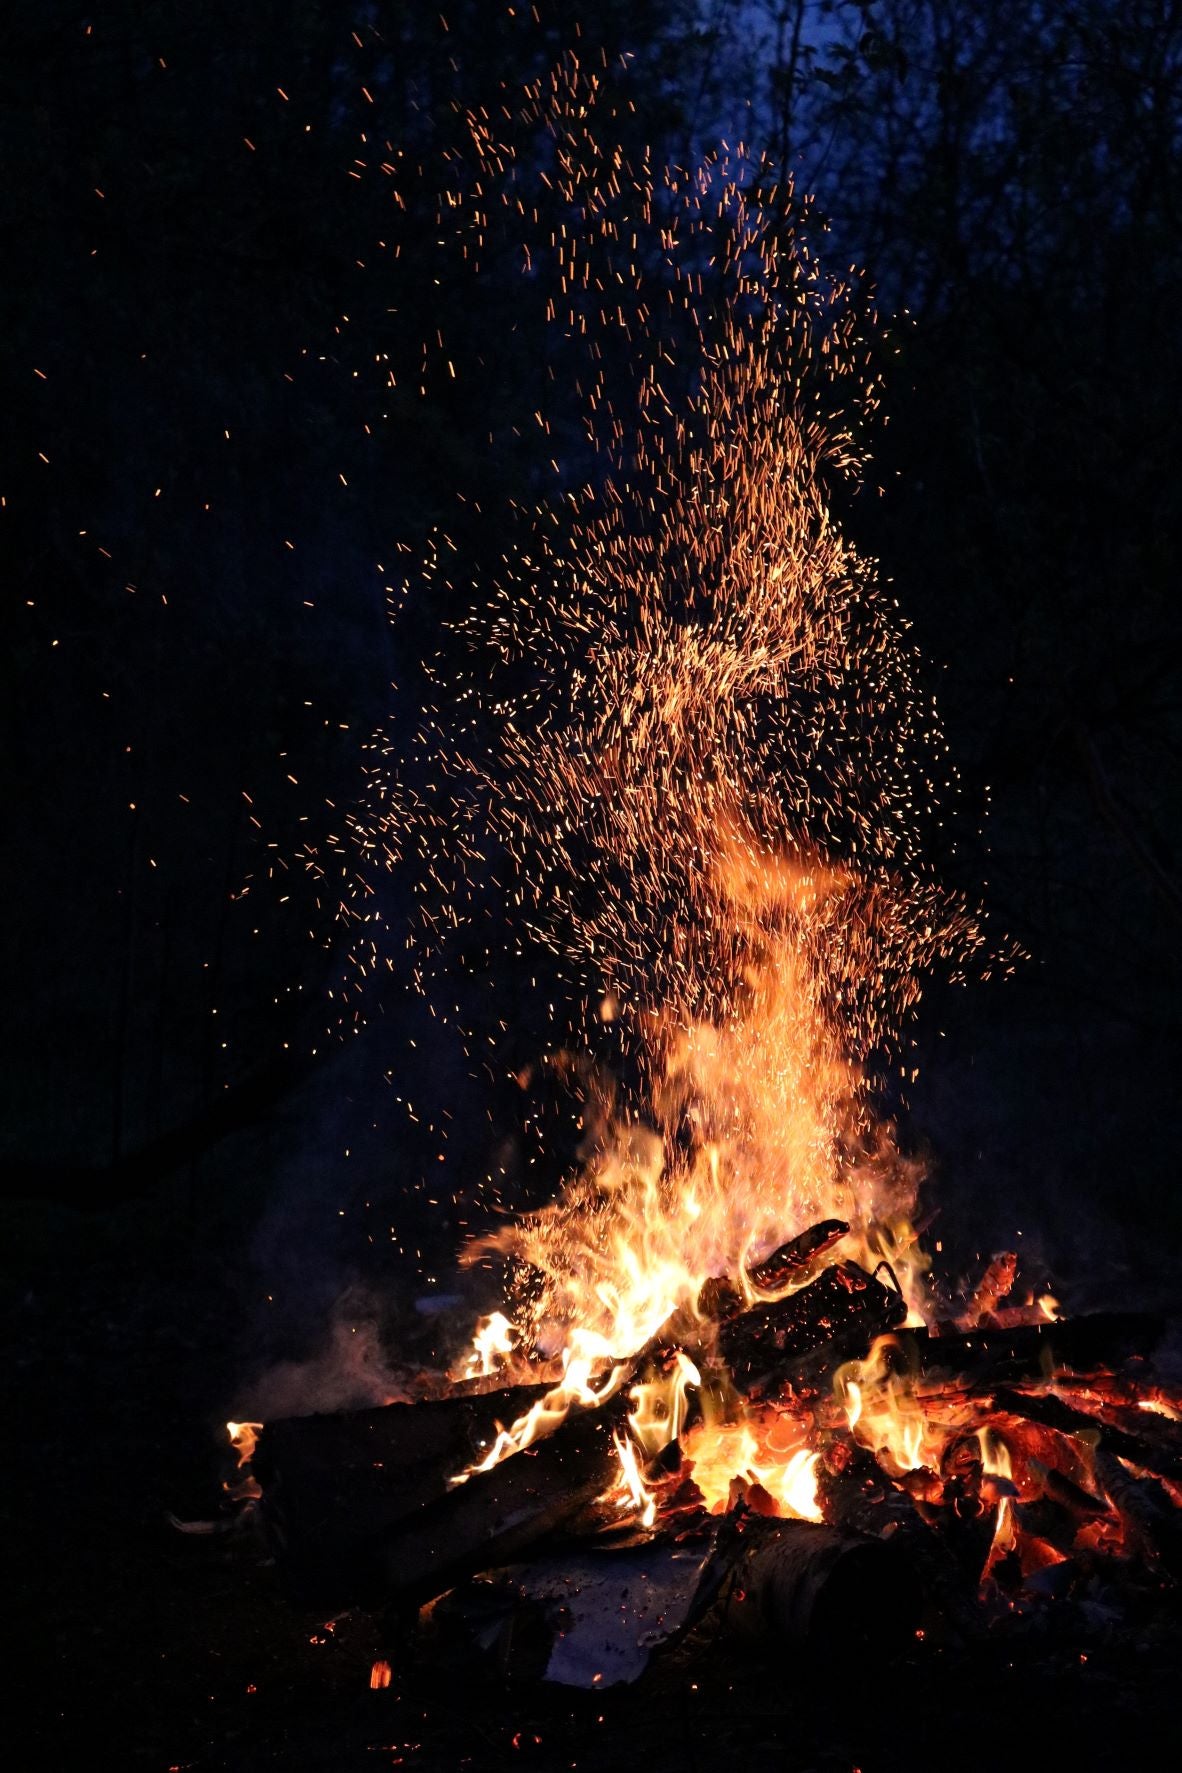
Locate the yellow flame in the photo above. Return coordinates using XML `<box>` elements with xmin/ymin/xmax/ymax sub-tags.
<box><xmin>610</xmin><ymin>1429</ymin><xmax>657</xmax><ymax>1528</ymax></box>
<box><xmin>681</xmin><ymin>1417</ymin><xmax>822</xmax><ymax>1521</ymax></box>
<box><xmin>627</xmin><ymin>1350</ymin><xmax>701</xmax><ymax>1461</ymax></box>
<box><xmin>834</xmin><ymin>1339</ymin><xmax>944</xmax><ymax>1475</ymax></box>
<box><xmin>450</xmin><ymin>1351</ymin><xmax>627</xmax><ymax>1486</ymax></box>
<box><xmin>226</xmin><ymin>1421</ymin><xmax>262</xmax><ymax>1467</ymax></box>
<box><xmin>457</xmin><ymin>1310</ymin><xmax>517</xmax><ymax>1381</ymax></box>
<box><xmin>978</xmin><ymin>1426</ymin><xmax>1018</xmax><ymax>1562</ymax></box>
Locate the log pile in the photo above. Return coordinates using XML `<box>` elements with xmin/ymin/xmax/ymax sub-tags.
<box><xmin>239</xmin><ymin>1225</ymin><xmax>1179</xmax><ymax>1687</ymax></box>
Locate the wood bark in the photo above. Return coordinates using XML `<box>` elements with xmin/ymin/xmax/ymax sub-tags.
<box><xmin>713</xmin><ymin>1516</ymin><xmax>919</xmax><ymax>1650</ymax></box>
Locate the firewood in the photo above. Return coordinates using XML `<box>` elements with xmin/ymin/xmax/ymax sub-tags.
<box><xmin>694</xmin><ymin>1219</ymin><xmax>850</xmax><ymax>1323</ymax></box>
<box><xmin>957</xmin><ymin>1251</ymin><xmax>1018</xmax><ymax>1329</ymax></box>
<box><xmin>1093</xmin><ymin>1449</ymin><xmax>1182</xmax><ymax>1575</ymax></box>
<box><xmin>992</xmin><ymin>1386</ymin><xmax>1182</xmax><ymax>1482</ymax></box>
<box><xmin>816</xmin><ymin>1430</ymin><xmax>924</xmax><ymax>1539</ymax></box>
<box><xmin>718</xmin><ymin>1260</ymin><xmax>907</xmax><ymax>1396</ymax></box>
<box><xmin>371</xmin><ymin>1392</ymin><xmax>632</xmax><ymax>1606</ymax></box>
<box><xmin>1025</xmin><ymin>1457</ymin><xmax>1111</xmax><ymax>1523</ymax></box>
<box><xmin>709</xmin><ymin>1514</ymin><xmax>920</xmax><ymax>1650</ymax></box>
<box><xmin>906</xmin><ymin>1312</ymin><xmax>1163</xmax><ymax>1386</ymax></box>
<box><xmin>746</xmin><ymin>1219</ymin><xmax>851</xmax><ymax>1293</ymax></box>
<box><xmin>254</xmin><ymin>1382</ymin><xmax>551</xmax><ymax>1606</ymax></box>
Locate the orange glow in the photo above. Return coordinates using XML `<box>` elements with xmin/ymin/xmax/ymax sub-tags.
<box><xmin>682</xmin><ymin>1416</ymin><xmax>821</xmax><ymax>1521</ymax></box>
<box><xmin>369</xmin><ymin>1660</ymin><xmax>392</xmax><ymax>1690</ymax></box>
<box><xmin>609</xmin><ymin>1429</ymin><xmax>657</xmax><ymax>1528</ymax></box>
<box><xmin>456</xmin><ymin>1310</ymin><xmax>517</xmax><ymax>1381</ymax></box>
<box><xmin>227</xmin><ymin>1420</ymin><xmax>262</xmax><ymax>1467</ymax></box>
<box><xmin>834</xmin><ymin>1340</ymin><xmax>947</xmax><ymax>1476</ymax></box>
<box><xmin>1138</xmin><ymin>1396</ymin><xmax>1181</xmax><ymax>1421</ymax></box>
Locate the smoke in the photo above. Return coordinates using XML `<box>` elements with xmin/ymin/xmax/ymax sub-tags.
<box><xmin>231</xmin><ymin>1287</ymin><xmax>412</xmax><ymax>1420</ymax></box>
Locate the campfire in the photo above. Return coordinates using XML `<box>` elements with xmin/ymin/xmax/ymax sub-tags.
<box><xmin>235</xmin><ymin>1211</ymin><xmax>1178</xmax><ymax>1685</ymax></box>
<box><xmin>218</xmin><ymin>59</ymin><xmax>1181</xmax><ymax>1690</ymax></box>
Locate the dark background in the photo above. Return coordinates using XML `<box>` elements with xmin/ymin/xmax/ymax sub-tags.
<box><xmin>4</xmin><ymin>3</ymin><xmax>1181</xmax><ymax>1765</ymax></box>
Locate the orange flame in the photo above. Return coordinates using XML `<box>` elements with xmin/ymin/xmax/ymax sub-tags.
<box><xmin>227</xmin><ymin>1420</ymin><xmax>263</xmax><ymax>1467</ymax></box>
<box><xmin>834</xmin><ymin>1339</ymin><xmax>945</xmax><ymax>1476</ymax></box>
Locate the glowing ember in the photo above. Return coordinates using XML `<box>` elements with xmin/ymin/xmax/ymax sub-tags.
<box><xmin>682</xmin><ymin>1419</ymin><xmax>822</xmax><ymax>1522</ymax></box>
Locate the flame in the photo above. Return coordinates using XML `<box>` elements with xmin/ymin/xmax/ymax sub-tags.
<box><xmin>834</xmin><ymin>1340</ymin><xmax>945</xmax><ymax>1476</ymax></box>
<box><xmin>978</xmin><ymin>1427</ymin><xmax>1018</xmax><ymax>1566</ymax></box>
<box><xmin>627</xmin><ymin>1351</ymin><xmax>701</xmax><ymax>1460</ymax></box>
<box><xmin>609</xmin><ymin>1429</ymin><xmax>657</xmax><ymax>1528</ymax></box>
<box><xmin>224</xmin><ymin>1419</ymin><xmax>264</xmax><ymax>1503</ymax></box>
<box><xmin>369</xmin><ymin>1659</ymin><xmax>392</xmax><ymax>1690</ymax></box>
<box><xmin>456</xmin><ymin>1310</ymin><xmax>517</xmax><ymax>1381</ymax></box>
<box><xmin>468</xmin><ymin>849</ymin><xmax>939</xmax><ymax>1374</ymax></box>
<box><xmin>681</xmin><ymin>1417</ymin><xmax>822</xmax><ymax>1521</ymax></box>
<box><xmin>399</xmin><ymin>60</ymin><xmax>994</xmax><ymax>1514</ymax></box>
<box><xmin>449</xmin><ymin>1351</ymin><xmax>627</xmax><ymax>1486</ymax></box>
<box><xmin>227</xmin><ymin>1421</ymin><xmax>262</xmax><ymax>1466</ymax></box>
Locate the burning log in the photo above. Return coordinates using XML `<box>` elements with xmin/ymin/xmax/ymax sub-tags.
<box><xmin>746</xmin><ymin>1219</ymin><xmax>851</xmax><ymax>1294</ymax></box>
<box><xmin>907</xmin><ymin>1312</ymin><xmax>1163</xmax><ymax>1386</ymax></box>
<box><xmin>816</xmin><ymin>1431</ymin><xmax>931</xmax><ymax>1543</ymax></box>
<box><xmin>370</xmin><ymin>1395</ymin><xmax>631</xmax><ymax>1607</ymax></box>
<box><xmin>1093</xmin><ymin>1449</ymin><xmax>1182</xmax><ymax>1575</ymax></box>
<box><xmin>992</xmin><ymin>1386</ymin><xmax>1182</xmax><ymax>1483</ymax></box>
<box><xmin>257</xmin><ymin>1387</ymin><xmax>632</xmax><ymax>1610</ymax></box>
<box><xmin>719</xmin><ymin>1260</ymin><xmax>907</xmax><ymax>1396</ymax></box>
<box><xmin>255</xmin><ymin>1382</ymin><xmax>551</xmax><ymax>1606</ymax></box>
<box><xmin>688</xmin><ymin>1219</ymin><xmax>851</xmax><ymax>1327</ymax></box>
<box><xmin>956</xmin><ymin>1251</ymin><xmax>1017</xmax><ymax>1329</ymax></box>
<box><xmin>1026</xmin><ymin>1458</ymin><xmax>1111</xmax><ymax>1524</ymax></box>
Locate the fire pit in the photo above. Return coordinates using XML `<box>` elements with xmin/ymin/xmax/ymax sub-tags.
<box><xmin>227</xmin><ymin>1217</ymin><xmax>1178</xmax><ymax>1692</ymax></box>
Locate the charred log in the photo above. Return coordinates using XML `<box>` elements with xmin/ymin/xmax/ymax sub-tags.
<box><xmin>1093</xmin><ymin>1450</ymin><xmax>1182</xmax><ymax>1575</ymax></box>
<box><xmin>1026</xmin><ymin>1457</ymin><xmax>1111</xmax><ymax>1523</ymax></box>
<box><xmin>816</xmin><ymin>1430</ymin><xmax>919</xmax><ymax>1538</ymax></box>
<box><xmin>718</xmin><ymin>1260</ymin><xmax>907</xmax><ymax>1396</ymax></box>
<box><xmin>992</xmin><ymin>1386</ymin><xmax>1182</xmax><ymax>1483</ymax></box>
<box><xmin>255</xmin><ymin>1382</ymin><xmax>551</xmax><ymax>1607</ymax></box>
<box><xmin>907</xmin><ymin>1313</ymin><xmax>1164</xmax><ymax>1386</ymax></box>
<box><xmin>693</xmin><ymin>1220</ymin><xmax>850</xmax><ymax>1323</ymax></box>
<box><xmin>746</xmin><ymin>1219</ymin><xmax>851</xmax><ymax>1293</ymax></box>
<box><xmin>371</xmin><ymin>1394</ymin><xmax>631</xmax><ymax>1607</ymax></box>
